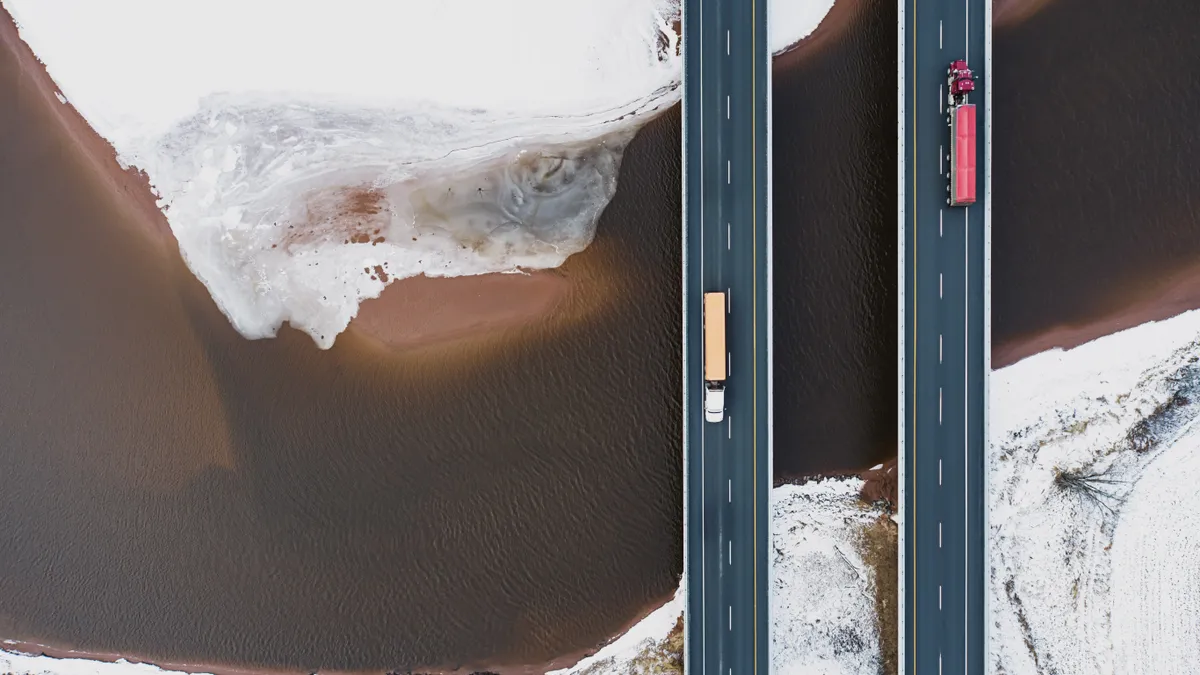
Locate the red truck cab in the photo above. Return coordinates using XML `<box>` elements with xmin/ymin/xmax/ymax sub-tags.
<box><xmin>948</xmin><ymin>59</ymin><xmax>975</xmax><ymax>99</ymax></box>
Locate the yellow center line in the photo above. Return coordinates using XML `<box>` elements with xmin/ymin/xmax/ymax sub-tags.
<box><xmin>752</xmin><ymin>0</ymin><xmax>759</xmax><ymax>671</ymax></box>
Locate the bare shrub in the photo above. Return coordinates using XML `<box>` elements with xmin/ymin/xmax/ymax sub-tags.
<box><xmin>1053</xmin><ymin>466</ymin><xmax>1124</xmax><ymax>516</ymax></box>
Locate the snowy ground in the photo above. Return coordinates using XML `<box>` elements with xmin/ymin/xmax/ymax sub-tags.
<box><xmin>5</xmin><ymin>0</ymin><xmax>830</xmax><ymax>349</ymax></box>
<box><xmin>989</xmin><ymin>308</ymin><xmax>1200</xmax><ymax>675</ymax></box>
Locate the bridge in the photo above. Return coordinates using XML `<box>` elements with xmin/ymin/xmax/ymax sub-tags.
<box><xmin>899</xmin><ymin>0</ymin><xmax>991</xmax><ymax>673</ymax></box>
<box><xmin>681</xmin><ymin>0</ymin><xmax>772</xmax><ymax>671</ymax></box>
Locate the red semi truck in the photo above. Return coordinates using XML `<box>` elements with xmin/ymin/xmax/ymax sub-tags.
<box><xmin>946</xmin><ymin>59</ymin><xmax>977</xmax><ymax>207</ymax></box>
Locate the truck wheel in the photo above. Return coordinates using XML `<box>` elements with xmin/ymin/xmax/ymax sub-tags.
<box><xmin>947</xmin><ymin>197</ymin><xmax>951</xmax><ymax>205</ymax></box>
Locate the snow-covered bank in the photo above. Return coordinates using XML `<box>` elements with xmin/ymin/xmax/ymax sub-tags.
<box><xmin>5</xmin><ymin>0</ymin><xmax>833</xmax><ymax>349</ymax></box>
<box><xmin>770</xmin><ymin>480</ymin><xmax>888</xmax><ymax>675</ymax></box>
<box><xmin>4</xmin><ymin>0</ymin><xmax>681</xmax><ymax>348</ymax></box>
<box><xmin>990</xmin><ymin>308</ymin><xmax>1200</xmax><ymax>674</ymax></box>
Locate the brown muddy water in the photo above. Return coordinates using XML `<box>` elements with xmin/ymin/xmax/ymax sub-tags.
<box><xmin>4</xmin><ymin>0</ymin><xmax>1195</xmax><ymax>669</ymax></box>
<box><xmin>0</xmin><ymin>27</ymin><xmax>683</xmax><ymax>671</ymax></box>
<box><xmin>991</xmin><ymin>0</ymin><xmax>1200</xmax><ymax>353</ymax></box>
<box><xmin>771</xmin><ymin>0</ymin><xmax>898</xmax><ymax>478</ymax></box>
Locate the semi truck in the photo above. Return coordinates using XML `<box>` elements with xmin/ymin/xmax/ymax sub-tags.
<box><xmin>703</xmin><ymin>291</ymin><xmax>727</xmax><ymax>423</ymax></box>
<box><xmin>946</xmin><ymin>59</ymin><xmax>977</xmax><ymax>207</ymax></box>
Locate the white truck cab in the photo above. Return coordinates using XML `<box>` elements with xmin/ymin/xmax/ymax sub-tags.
<box><xmin>704</xmin><ymin>383</ymin><xmax>726</xmax><ymax>423</ymax></box>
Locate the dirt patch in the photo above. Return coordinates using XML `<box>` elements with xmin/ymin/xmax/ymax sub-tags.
<box><xmin>1003</xmin><ymin>577</ymin><xmax>1044</xmax><ymax>671</ymax></box>
<box><xmin>859</xmin><ymin>457</ymin><xmax>898</xmax><ymax>512</ymax></box>
<box><xmin>856</xmin><ymin>515</ymin><xmax>898</xmax><ymax>675</ymax></box>
<box><xmin>277</xmin><ymin>186</ymin><xmax>392</xmax><ymax>249</ymax></box>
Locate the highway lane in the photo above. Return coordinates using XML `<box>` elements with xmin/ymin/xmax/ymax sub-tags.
<box><xmin>902</xmin><ymin>0</ymin><xmax>987</xmax><ymax>673</ymax></box>
<box><xmin>682</xmin><ymin>0</ymin><xmax>770</xmax><ymax>671</ymax></box>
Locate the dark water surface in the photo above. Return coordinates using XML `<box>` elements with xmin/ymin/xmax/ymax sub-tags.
<box><xmin>0</xmin><ymin>30</ymin><xmax>683</xmax><ymax>670</ymax></box>
<box><xmin>992</xmin><ymin>0</ymin><xmax>1200</xmax><ymax>347</ymax></box>
<box><xmin>771</xmin><ymin>0</ymin><xmax>898</xmax><ymax>478</ymax></box>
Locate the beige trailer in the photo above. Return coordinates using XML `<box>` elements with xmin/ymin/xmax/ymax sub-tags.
<box><xmin>703</xmin><ymin>292</ymin><xmax>727</xmax><ymax>422</ymax></box>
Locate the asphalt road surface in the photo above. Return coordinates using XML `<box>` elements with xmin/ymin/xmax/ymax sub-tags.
<box><xmin>682</xmin><ymin>0</ymin><xmax>771</xmax><ymax>671</ymax></box>
<box><xmin>903</xmin><ymin>0</ymin><xmax>988</xmax><ymax>673</ymax></box>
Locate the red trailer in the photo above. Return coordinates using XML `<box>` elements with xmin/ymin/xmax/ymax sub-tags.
<box><xmin>949</xmin><ymin>103</ymin><xmax>976</xmax><ymax>207</ymax></box>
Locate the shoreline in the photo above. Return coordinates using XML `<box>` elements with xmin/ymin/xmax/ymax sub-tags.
<box><xmin>773</xmin><ymin>0</ymin><xmax>863</xmax><ymax>70</ymax></box>
<box><xmin>0</xmin><ymin>6</ymin><xmax>174</xmax><ymax>253</ymax></box>
<box><xmin>2</xmin><ymin>592</ymin><xmax>675</xmax><ymax>675</ymax></box>
<box><xmin>993</xmin><ymin>261</ymin><xmax>1200</xmax><ymax>369</ymax></box>
<box><xmin>993</xmin><ymin>0</ymin><xmax>1061</xmax><ymax>28</ymax></box>
<box><xmin>774</xmin><ymin>456</ymin><xmax>899</xmax><ymax>511</ymax></box>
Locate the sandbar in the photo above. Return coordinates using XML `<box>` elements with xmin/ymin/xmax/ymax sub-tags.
<box><xmin>350</xmin><ymin>271</ymin><xmax>569</xmax><ymax>351</ymax></box>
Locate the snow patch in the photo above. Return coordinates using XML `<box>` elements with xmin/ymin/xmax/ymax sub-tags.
<box><xmin>989</xmin><ymin>308</ymin><xmax>1200</xmax><ymax>675</ymax></box>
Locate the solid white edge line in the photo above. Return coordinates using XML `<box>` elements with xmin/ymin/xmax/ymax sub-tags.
<box><xmin>896</xmin><ymin>0</ymin><xmax>907</xmax><ymax>672</ymax></box>
<box><xmin>983</xmin><ymin>0</ymin><xmax>993</xmax><ymax>668</ymax></box>
<box><xmin>765</xmin><ymin>0</ymin><xmax>777</xmax><ymax>666</ymax></box>
<box><xmin>679</xmin><ymin>0</ymin><xmax>701</xmax><ymax>669</ymax></box>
